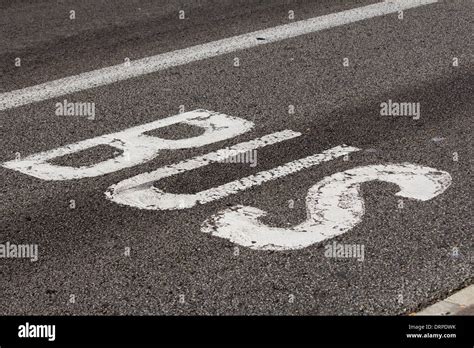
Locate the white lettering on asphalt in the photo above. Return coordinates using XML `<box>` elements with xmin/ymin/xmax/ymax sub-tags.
<box><xmin>105</xmin><ymin>130</ymin><xmax>312</xmax><ymax>209</ymax></box>
<box><xmin>2</xmin><ymin>110</ymin><xmax>253</xmax><ymax>180</ymax></box>
<box><xmin>0</xmin><ymin>0</ymin><xmax>437</xmax><ymax>111</ymax></box>
<box><xmin>201</xmin><ymin>163</ymin><xmax>452</xmax><ymax>250</ymax></box>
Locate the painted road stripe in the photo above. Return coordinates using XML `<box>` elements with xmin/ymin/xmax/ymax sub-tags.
<box><xmin>0</xmin><ymin>0</ymin><xmax>437</xmax><ymax>111</ymax></box>
<box><xmin>414</xmin><ymin>285</ymin><xmax>474</xmax><ymax>315</ymax></box>
<box><xmin>106</xmin><ymin>142</ymin><xmax>359</xmax><ymax>210</ymax></box>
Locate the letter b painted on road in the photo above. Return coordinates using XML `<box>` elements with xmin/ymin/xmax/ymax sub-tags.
<box><xmin>2</xmin><ymin>110</ymin><xmax>253</xmax><ymax>180</ymax></box>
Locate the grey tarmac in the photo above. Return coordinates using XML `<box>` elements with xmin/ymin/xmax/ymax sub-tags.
<box><xmin>0</xmin><ymin>0</ymin><xmax>472</xmax><ymax>315</ymax></box>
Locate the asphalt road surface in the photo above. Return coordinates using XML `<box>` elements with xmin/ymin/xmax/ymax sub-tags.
<box><xmin>0</xmin><ymin>0</ymin><xmax>472</xmax><ymax>315</ymax></box>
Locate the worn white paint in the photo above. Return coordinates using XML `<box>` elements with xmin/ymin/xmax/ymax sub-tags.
<box><xmin>0</xmin><ymin>0</ymin><xmax>437</xmax><ymax>111</ymax></box>
<box><xmin>2</xmin><ymin>109</ymin><xmax>253</xmax><ymax>180</ymax></box>
<box><xmin>201</xmin><ymin>163</ymin><xmax>452</xmax><ymax>250</ymax></box>
<box><xmin>105</xmin><ymin>130</ymin><xmax>325</xmax><ymax>209</ymax></box>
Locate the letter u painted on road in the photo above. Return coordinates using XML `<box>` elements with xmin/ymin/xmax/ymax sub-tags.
<box><xmin>105</xmin><ymin>140</ymin><xmax>359</xmax><ymax>210</ymax></box>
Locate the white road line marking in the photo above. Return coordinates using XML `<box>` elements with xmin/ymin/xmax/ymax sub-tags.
<box><xmin>0</xmin><ymin>0</ymin><xmax>437</xmax><ymax>111</ymax></box>
<box><xmin>106</xmin><ymin>142</ymin><xmax>358</xmax><ymax>210</ymax></box>
<box><xmin>201</xmin><ymin>163</ymin><xmax>452</xmax><ymax>250</ymax></box>
<box><xmin>414</xmin><ymin>285</ymin><xmax>474</xmax><ymax>315</ymax></box>
<box><xmin>2</xmin><ymin>109</ymin><xmax>253</xmax><ymax>180</ymax></box>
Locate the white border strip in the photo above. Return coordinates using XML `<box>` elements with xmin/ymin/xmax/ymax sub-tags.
<box><xmin>414</xmin><ymin>285</ymin><xmax>474</xmax><ymax>315</ymax></box>
<box><xmin>0</xmin><ymin>0</ymin><xmax>437</xmax><ymax>111</ymax></box>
